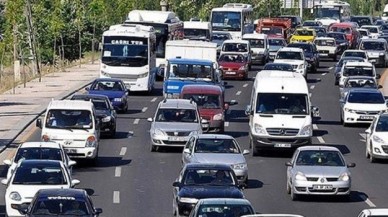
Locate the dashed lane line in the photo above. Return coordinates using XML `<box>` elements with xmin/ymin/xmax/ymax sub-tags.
<box><xmin>310</xmin><ymin>85</ymin><xmax>315</xmax><ymax>90</ymax></box>
<box><xmin>113</xmin><ymin>191</ymin><xmax>120</xmax><ymax>204</ymax></box>
<box><xmin>313</xmin><ymin>124</ymin><xmax>318</xmax><ymax>130</ymax></box>
<box><xmin>243</xmin><ymin>83</ymin><xmax>248</xmax><ymax>88</ymax></box>
<box><xmin>141</xmin><ymin>107</ymin><xmax>148</xmax><ymax>113</ymax></box>
<box><xmin>236</xmin><ymin>91</ymin><xmax>242</xmax><ymax>95</ymax></box>
<box><xmin>328</xmin><ymin>67</ymin><xmax>333</xmax><ymax>70</ymax></box>
<box><xmin>115</xmin><ymin>167</ymin><xmax>121</xmax><ymax>177</ymax></box>
<box><xmin>359</xmin><ymin>194</ymin><xmax>377</xmax><ymax>207</ymax></box>
<box><xmin>151</xmin><ymin>97</ymin><xmax>157</xmax><ymax>102</ymax></box>
<box><xmin>322</xmin><ymin>73</ymin><xmax>327</xmax><ymax>76</ymax></box>
<box><xmin>317</xmin><ymin>136</ymin><xmax>325</xmax><ymax>143</ymax></box>
<box><xmin>119</xmin><ymin>147</ymin><xmax>127</xmax><ymax>156</ymax></box>
<box><xmin>359</xmin><ymin>133</ymin><xmax>366</xmax><ymax>139</ymax></box>
<box><xmin>133</xmin><ymin>119</ymin><xmax>140</xmax><ymax>125</ymax></box>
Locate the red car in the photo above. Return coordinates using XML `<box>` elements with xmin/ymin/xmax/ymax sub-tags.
<box><xmin>180</xmin><ymin>85</ymin><xmax>228</xmax><ymax>133</ymax></box>
<box><xmin>218</xmin><ymin>53</ymin><xmax>249</xmax><ymax>80</ymax></box>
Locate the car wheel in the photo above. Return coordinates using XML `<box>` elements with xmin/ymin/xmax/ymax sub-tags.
<box><xmin>291</xmin><ymin>186</ymin><xmax>298</xmax><ymax>201</ymax></box>
<box><xmin>286</xmin><ymin>181</ymin><xmax>291</xmax><ymax>194</ymax></box>
<box><xmin>244</xmin><ymin>175</ymin><xmax>249</xmax><ymax>187</ymax></box>
<box><xmin>109</xmin><ymin>126</ymin><xmax>116</xmax><ymax>138</ymax></box>
<box><xmin>219</xmin><ymin>124</ymin><xmax>225</xmax><ymax>133</ymax></box>
<box><xmin>250</xmin><ymin>139</ymin><xmax>258</xmax><ymax>156</ymax></box>
<box><xmin>248</xmin><ymin>64</ymin><xmax>252</xmax><ymax>71</ymax></box>
<box><xmin>366</xmin><ymin>144</ymin><xmax>370</xmax><ymax>158</ymax></box>
<box><xmin>150</xmin><ymin>144</ymin><xmax>157</xmax><ymax>152</ymax></box>
<box><xmin>369</xmin><ymin>145</ymin><xmax>376</xmax><ymax>163</ymax></box>
<box><xmin>333</xmin><ymin>55</ymin><xmax>337</xmax><ymax>61</ymax></box>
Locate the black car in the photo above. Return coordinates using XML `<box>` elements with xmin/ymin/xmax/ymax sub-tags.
<box><xmin>287</xmin><ymin>42</ymin><xmax>319</xmax><ymax>73</ymax></box>
<box><xmin>71</xmin><ymin>94</ymin><xmax>117</xmax><ymax>137</ymax></box>
<box><xmin>262</xmin><ymin>62</ymin><xmax>294</xmax><ymax>72</ymax></box>
<box><xmin>380</xmin><ymin>24</ymin><xmax>388</xmax><ymax>35</ymax></box>
<box><xmin>334</xmin><ymin>57</ymin><xmax>366</xmax><ymax>85</ymax></box>
<box><xmin>350</xmin><ymin>16</ymin><xmax>373</xmax><ymax>26</ymax></box>
<box><xmin>19</xmin><ymin>188</ymin><xmax>102</xmax><ymax>216</ymax></box>
<box><xmin>326</xmin><ymin>32</ymin><xmax>349</xmax><ymax>54</ymax></box>
<box><xmin>173</xmin><ymin>163</ymin><xmax>244</xmax><ymax>217</ymax></box>
<box><xmin>309</xmin><ymin>26</ymin><xmax>327</xmax><ymax>37</ymax></box>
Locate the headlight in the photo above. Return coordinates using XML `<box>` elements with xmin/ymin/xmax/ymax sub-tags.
<box><xmin>298</xmin><ymin>64</ymin><xmax>303</xmax><ymax>69</ymax></box>
<box><xmin>138</xmin><ymin>71</ymin><xmax>149</xmax><ymax>78</ymax></box>
<box><xmin>373</xmin><ymin>135</ymin><xmax>385</xmax><ymax>144</ymax></box>
<box><xmin>101</xmin><ymin>116</ymin><xmax>111</xmax><ymax>122</ymax></box>
<box><xmin>305</xmin><ymin>57</ymin><xmax>311</xmax><ymax>61</ymax></box>
<box><xmin>254</xmin><ymin>123</ymin><xmax>266</xmax><ymax>135</ymax></box>
<box><xmin>233</xmin><ymin>163</ymin><xmax>247</xmax><ymax>170</ymax></box>
<box><xmin>299</xmin><ymin>125</ymin><xmax>312</xmax><ymax>136</ymax></box>
<box><xmin>344</xmin><ymin>108</ymin><xmax>355</xmax><ymax>113</ymax></box>
<box><xmin>295</xmin><ymin>172</ymin><xmax>307</xmax><ymax>181</ymax></box>
<box><xmin>339</xmin><ymin>173</ymin><xmax>350</xmax><ymax>181</ymax></box>
<box><xmin>178</xmin><ymin>197</ymin><xmax>199</xmax><ymax>204</ymax></box>
<box><xmin>239</xmin><ymin>65</ymin><xmax>246</xmax><ymax>71</ymax></box>
<box><xmin>340</xmin><ymin>43</ymin><xmax>347</xmax><ymax>46</ymax></box>
<box><xmin>152</xmin><ymin>128</ymin><xmax>165</xmax><ymax>137</ymax></box>
<box><xmin>85</xmin><ymin>136</ymin><xmax>97</xmax><ymax>147</ymax></box>
<box><xmin>380</xmin><ymin>53</ymin><xmax>385</xmax><ymax>56</ymax></box>
<box><xmin>113</xmin><ymin>98</ymin><xmax>122</xmax><ymax>102</ymax></box>
<box><xmin>213</xmin><ymin>113</ymin><xmax>224</xmax><ymax>121</ymax></box>
<box><xmin>9</xmin><ymin>192</ymin><xmax>21</xmax><ymax>201</ymax></box>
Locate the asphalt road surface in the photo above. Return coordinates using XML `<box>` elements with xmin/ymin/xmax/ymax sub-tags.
<box><xmin>0</xmin><ymin>59</ymin><xmax>387</xmax><ymax>217</ymax></box>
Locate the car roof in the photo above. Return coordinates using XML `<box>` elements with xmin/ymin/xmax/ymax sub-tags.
<box><xmin>360</xmin><ymin>38</ymin><xmax>386</xmax><ymax>43</ymax></box>
<box><xmin>181</xmin><ymin>85</ymin><xmax>223</xmax><ymax>95</ymax></box>
<box><xmin>361</xmin><ymin>25</ymin><xmax>379</xmax><ymax>28</ymax></box>
<box><xmin>48</xmin><ymin>100</ymin><xmax>94</xmax><ymax>110</ymax></box>
<box><xmin>278</xmin><ymin>47</ymin><xmax>303</xmax><ymax>52</ymax></box>
<box><xmin>93</xmin><ymin>78</ymin><xmax>122</xmax><ymax>82</ymax></box>
<box><xmin>185</xmin><ymin>163</ymin><xmax>233</xmax><ymax>170</ymax></box>
<box><xmin>297</xmin><ymin>146</ymin><xmax>340</xmax><ymax>152</ymax></box>
<box><xmin>19</xmin><ymin>159</ymin><xmax>62</xmax><ymax>167</ymax></box>
<box><xmin>20</xmin><ymin>142</ymin><xmax>61</xmax><ymax>149</ymax></box>
<box><xmin>158</xmin><ymin>99</ymin><xmax>197</xmax><ymax>109</ymax></box>
<box><xmin>344</xmin><ymin>61</ymin><xmax>373</xmax><ymax>67</ymax></box>
<box><xmin>36</xmin><ymin>188</ymin><xmax>87</xmax><ymax>199</ymax></box>
<box><xmin>168</xmin><ymin>58</ymin><xmax>214</xmax><ymax>65</ymax></box>
<box><xmin>223</xmin><ymin>39</ymin><xmax>249</xmax><ymax>44</ymax></box>
<box><xmin>343</xmin><ymin>49</ymin><xmax>366</xmax><ymax>53</ymax></box>
<box><xmin>196</xmin><ymin>134</ymin><xmax>234</xmax><ymax>140</ymax></box>
<box><xmin>198</xmin><ymin>198</ymin><xmax>251</xmax><ymax>205</ymax></box>
<box><xmin>71</xmin><ymin>94</ymin><xmax>110</xmax><ymax>101</ymax></box>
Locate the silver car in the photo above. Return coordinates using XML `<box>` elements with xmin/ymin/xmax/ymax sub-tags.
<box><xmin>339</xmin><ymin>76</ymin><xmax>379</xmax><ymax>100</ymax></box>
<box><xmin>182</xmin><ymin>134</ymin><xmax>249</xmax><ymax>184</ymax></box>
<box><xmin>286</xmin><ymin>146</ymin><xmax>355</xmax><ymax>200</ymax></box>
<box><xmin>148</xmin><ymin>99</ymin><xmax>203</xmax><ymax>152</ymax></box>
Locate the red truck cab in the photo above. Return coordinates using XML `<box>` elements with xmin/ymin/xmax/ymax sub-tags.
<box><xmin>255</xmin><ymin>18</ymin><xmax>292</xmax><ymax>41</ymax></box>
<box><xmin>329</xmin><ymin>23</ymin><xmax>359</xmax><ymax>49</ymax></box>
<box><xmin>180</xmin><ymin>85</ymin><xmax>228</xmax><ymax>132</ymax></box>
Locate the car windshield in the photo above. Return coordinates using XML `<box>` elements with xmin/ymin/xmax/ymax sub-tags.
<box><xmin>90</xmin><ymin>81</ymin><xmax>124</xmax><ymax>91</ymax></box>
<box><xmin>315</xmin><ymin>39</ymin><xmax>335</xmax><ymax>46</ymax></box>
<box><xmin>343</xmin><ymin>52</ymin><xmax>367</xmax><ymax>59</ymax></box>
<box><xmin>276</xmin><ymin>51</ymin><xmax>303</xmax><ymax>60</ymax></box>
<box><xmin>182</xmin><ymin>94</ymin><xmax>221</xmax><ymax>109</ymax></box>
<box><xmin>197</xmin><ymin>204</ymin><xmax>254</xmax><ymax>217</ymax></box>
<box><xmin>256</xmin><ymin>93</ymin><xmax>308</xmax><ymax>115</ymax></box>
<box><xmin>194</xmin><ymin>138</ymin><xmax>239</xmax><ymax>154</ymax></box>
<box><xmin>330</xmin><ymin>27</ymin><xmax>352</xmax><ymax>34</ymax></box>
<box><xmin>260</xmin><ymin>27</ymin><xmax>283</xmax><ymax>35</ymax></box>
<box><xmin>183</xmin><ymin>169</ymin><xmax>235</xmax><ymax>185</ymax></box>
<box><xmin>351</xmin><ymin>17</ymin><xmax>372</xmax><ymax>26</ymax></box>
<box><xmin>344</xmin><ymin>78</ymin><xmax>377</xmax><ymax>88</ymax></box>
<box><xmin>12</xmin><ymin>164</ymin><xmax>67</xmax><ymax>185</ymax></box>
<box><xmin>347</xmin><ymin>92</ymin><xmax>384</xmax><ymax>104</ymax></box>
<box><xmin>360</xmin><ymin>41</ymin><xmax>385</xmax><ymax>50</ymax></box>
<box><xmin>219</xmin><ymin>54</ymin><xmax>246</xmax><ymax>63</ymax></box>
<box><xmin>31</xmin><ymin>198</ymin><xmax>90</xmax><ymax>215</ymax></box>
<box><xmin>363</xmin><ymin>26</ymin><xmax>378</xmax><ymax>33</ymax></box>
<box><xmin>343</xmin><ymin>66</ymin><xmax>373</xmax><ymax>76</ymax></box>
<box><xmin>376</xmin><ymin>116</ymin><xmax>388</xmax><ymax>132</ymax></box>
<box><xmin>222</xmin><ymin>43</ymin><xmax>248</xmax><ymax>52</ymax></box>
<box><xmin>338</xmin><ymin>59</ymin><xmax>364</xmax><ymax>67</ymax></box>
<box><xmin>15</xmin><ymin>148</ymin><xmax>62</xmax><ymax>163</ymax></box>
<box><xmin>288</xmin><ymin>44</ymin><xmax>312</xmax><ymax>53</ymax></box>
<box><xmin>246</xmin><ymin>38</ymin><xmax>265</xmax><ymax>48</ymax></box>
<box><xmin>359</xmin><ymin>30</ymin><xmax>369</xmax><ymax>36</ymax></box>
<box><xmin>269</xmin><ymin>39</ymin><xmax>286</xmax><ymax>46</ymax></box>
<box><xmin>296</xmin><ymin>150</ymin><xmax>345</xmax><ymax>167</ymax></box>
<box><xmin>168</xmin><ymin>64</ymin><xmax>213</xmax><ymax>80</ymax></box>
<box><xmin>45</xmin><ymin>109</ymin><xmax>93</xmax><ymax>129</ymax></box>
<box><xmin>295</xmin><ymin>29</ymin><xmax>314</xmax><ymax>36</ymax></box>
<box><xmin>303</xmin><ymin>21</ymin><xmax>318</xmax><ymax>26</ymax></box>
<box><xmin>263</xmin><ymin>64</ymin><xmax>294</xmax><ymax>71</ymax></box>
<box><xmin>71</xmin><ymin>97</ymin><xmax>109</xmax><ymax>110</ymax></box>
<box><xmin>155</xmin><ymin>108</ymin><xmax>198</xmax><ymax>123</ymax></box>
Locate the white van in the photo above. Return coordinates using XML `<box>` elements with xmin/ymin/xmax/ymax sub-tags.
<box><xmin>242</xmin><ymin>33</ymin><xmax>269</xmax><ymax>65</ymax></box>
<box><xmin>220</xmin><ymin>39</ymin><xmax>252</xmax><ymax>69</ymax></box>
<box><xmin>183</xmin><ymin>20</ymin><xmax>212</xmax><ymax>41</ymax></box>
<box><xmin>382</xmin><ymin>4</ymin><xmax>388</xmax><ymax>21</ymax></box>
<box><xmin>245</xmin><ymin>71</ymin><xmax>319</xmax><ymax>156</ymax></box>
<box><xmin>36</xmin><ymin>100</ymin><xmax>100</xmax><ymax>163</ymax></box>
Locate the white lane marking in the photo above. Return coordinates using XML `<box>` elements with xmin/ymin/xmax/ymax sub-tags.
<box><xmin>127</xmin><ymin>131</ymin><xmax>134</xmax><ymax>138</ymax></box>
<box><xmin>142</xmin><ymin>107</ymin><xmax>148</xmax><ymax>112</ymax></box>
<box><xmin>236</xmin><ymin>91</ymin><xmax>242</xmax><ymax>95</ymax></box>
<box><xmin>313</xmin><ymin>124</ymin><xmax>318</xmax><ymax>130</ymax></box>
<box><xmin>317</xmin><ymin>136</ymin><xmax>325</xmax><ymax>143</ymax></box>
<box><xmin>360</xmin><ymin>133</ymin><xmax>366</xmax><ymax>139</ymax></box>
<box><xmin>309</xmin><ymin>93</ymin><xmax>312</xmax><ymax>97</ymax></box>
<box><xmin>322</xmin><ymin>73</ymin><xmax>327</xmax><ymax>76</ymax></box>
<box><xmin>328</xmin><ymin>67</ymin><xmax>333</xmax><ymax>70</ymax></box>
<box><xmin>115</xmin><ymin>167</ymin><xmax>122</xmax><ymax>177</ymax></box>
<box><xmin>359</xmin><ymin>194</ymin><xmax>377</xmax><ymax>207</ymax></box>
<box><xmin>243</xmin><ymin>83</ymin><xmax>248</xmax><ymax>88</ymax></box>
<box><xmin>230</xmin><ymin>100</ymin><xmax>236</xmax><ymax>104</ymax></box>
<box><xmin>119</xmin><ymin>147</ymin><xmax>127</xmax><ymax>156</ymax></box>
<box><xmin>310</xmin><ymin>85</ymin><xmax>315</xmax><ymax>90</ymax></box>
<box><xmin>224</xmin><ymin>122</ymin><xmax>229</xmax><ymax>127</ymax></box>
<box><xmin>133</xmin><ymin>119</ymin><xmax>140</xmax><ymax>125</ymax></box>
<box><xmin>151</xmin><ymin>97</ymin><xmax>157</xmax><ymax>102</ymax></box>
<box><xmin>113</xmin><ymin>191</ymin><xmax>120</xmax><ymax>204</ymax></box>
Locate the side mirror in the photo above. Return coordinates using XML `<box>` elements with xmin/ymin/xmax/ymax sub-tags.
<box><xmin>376</xmin><ymin>74</ymin><xmax>381</xmax><ymax>79</ymax></box>
<box><xmin>365</xmin><ymin>128</ymin><xmax>371</xmax><ymax>134</ymax></box>
<box><xmin>68</xmin><ymin>160</ymin><xmax>77</xmax><ymax>167</ymax></box>
<box><xmin>311</xmin><ymin>106</ymin><xmax>320</xmax><ymax>117</ymax></box>
<box><xmin>95</xmin><ymin>208</ymin><xmax>103</xmax><ymax>214</ymax></box>
<box><xmin>172</xmin><ymin>181</ymin><xmax>181</xmax><ymax>187</ymax></box>
<box><xmin>224</xmin><ymin>103</ymin><xmax>229</xmax><ymax>110</ymax></box>
<box><xmin>347</xmin><ymin>162</ymin><xmax>356</xmax><ymax>168</ymax></box>
<box><xmin>71</xmin><ymin>179</ymin><xmax>81</xmax><ymax>187</ymax></box>
<box><xmin>1</xmin><ymin>179</ymin><xmax>8</xmax><ymax>185</ymax></box>
<box><xmin>147</xmin><ymin>118</ymin><xmax>153</xmax><ymax>122</ymax></box>
<box><xmin>245</xmin><ymin>105</ymin><xmax>252</xmax><ymax>116</ymax></box>
<box><xmin>17</xmin><ymin>204</ymin><xmax>29</xmax><ymax>215</ymax></box>
<box><xmin>242</xmin><ymin>149</ymin><xmax>250</xmax><ymax>155</ymax></box>
<box><xmin>183</xmin><ymin>148</ymin><xmax>191</xmax><ymax>154</ymax></box>
<box><xmin>3</xmin><ymin>159</ymin><xmax>11</xmax><ymax>166</ymax></box>
<box><xmin>85</xmin><ymin>87</ymin><xmax>90</xmax><ymax>91</ymax></box>
<box><xmin>285</xmin><ymin>161</ymin><xmax>293</xmax><ymax>167</ymax></box>
<box><xmin>36</xmin><ymin>119</ymin><xmax>42</xmax><ymax>128</ymax></box>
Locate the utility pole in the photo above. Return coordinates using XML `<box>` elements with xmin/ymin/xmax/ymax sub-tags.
<box><xmin>25</xmin><ymin>0</ymin><xmax>41</xmax><ymax>82</ymax></box>
<box><xmin>299</xmin><ymin>0</ymin><xmax>303</xmax><ymax>19</ymax></box>
<box><xmin>13</xmin><ymin>23</ymin><xmax>18</xmax><ymax>94</ymax></box>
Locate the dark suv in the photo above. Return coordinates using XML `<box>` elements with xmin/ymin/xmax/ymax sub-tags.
<box><xmin>287</xmin><ymin>42</ymin><xmax>319</xmax><ymax>73</ymax></box>
<box><xmin>350</xmin><ymin>16</ymin><xmax>373</xmax><ymax>26</ymax></box>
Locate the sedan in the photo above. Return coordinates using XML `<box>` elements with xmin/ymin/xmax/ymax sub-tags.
<box><xmin>189</xmin><ymin>198</ymin><xmax>255</xmax><ymax>217</ymax></box>
<box><xmin>71</xmin><ymin>94</ymin><xmax>117</xmax><ymax>137</ymax></box>
<box><xmin>182</xmin><ymin>134</ymin><xmax>250</xmax><ymax>184</ymax></box>
<box><xmin>366</xmin><ymin>112</ymin><xmax>388</xmax><ymax>163</ymax></box>
<box><xmin>86</xmin><ymin>78</ymin><xmax>129</xmax><ymax>113</ymax></box>
<box><xmin>218</xmin><ymin>53</ymin><xmax>249</xmax><ymax>80</ymax></box>
<box><xmin>286</xmin><ymin>146</ymin><xmax>355</xmax><ymax>201</ymax></box>
<box><xmin>334</xmin><ymin>57</ymin><xmax>367</xmax><ymax>85</ymax></box>
<box><xmin>287</xmin><ymin>42</ymin><xmax>319</xmax><ymax>73</ymax></box>
<box><xmin>327</xmin><ymin>32</ymin><xmax>349</xmax><ymax>54</ymax></box>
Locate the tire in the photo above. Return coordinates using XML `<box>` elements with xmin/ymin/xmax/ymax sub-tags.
<box><xmin>248</xmin><ymin>64</ymin><xmax>252</xmax><ymax>71</ymax></box>
<box><xmin>286</xmin><ymin>181</ymin><xmax>291</xmax><ymax>194</ymax></box>
<box><xmin>150</xmin><ymin>144</ymin><xmax>157</xmax><ymax>152</ymax></box>
<box><xmin>369</xmin><ymin>145</ymin><xmax>376</xmax><ymax>163</ymax></box>
<box><xmin>333</xmin><ymin>55</ymin><xmax>337</xmax><ymax>62</ymax></box>
<box><xmin>219</xmin><ymin>124</ymin><xmax>225</xmax><ymax>133</ymax></box>
<box><xmin>291</xmin><ymin>187</ymin><xmax>298</xmax><ymax>201</ymax></box>
<box><xmin>109</xmin><ymin>126</ymin><xmax>116</xmax><ymax>138</ymax></box>
<box><xmin>366</xmin><ymin>145</ymin><xmax>370</xmax><ymax>158</ymax></box>
<box><xmin>250</xmin><ymin>139</ymin><xmax>259</xmax><ymax>157</ymax></box>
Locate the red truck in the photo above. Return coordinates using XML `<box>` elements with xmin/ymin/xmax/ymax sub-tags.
<box><xmin>180</xmin><ymin>84</ymin><xmax>228</xmax><ymax>133</ymax></box>
<box><xmin>255</xmin><ymin>18</ymin><xmax>292</xmax><ymax>40</ymax></box>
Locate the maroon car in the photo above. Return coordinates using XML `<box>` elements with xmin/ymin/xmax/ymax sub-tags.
<box><xmin>218</xmin><ymin>53</ymin><xmax>249</xmax><ymax>80</ymax></box>
<box><xmin>180</xmin><ymin>85</ymin><xmax>228</xmax><ymax>133</ymax></box>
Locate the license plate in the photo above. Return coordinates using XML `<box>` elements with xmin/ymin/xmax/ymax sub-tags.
<box><xmin>226</xmin><ymin>71</ymin><xmax>236</xmax><ymax>75</ymax></box>
<box><xmin>274</xmin><ymin>143</ymin><xmax>291</xmax><ymax>148</ymax></box>
<box><xmin>168</xmin><ymin>136</ymin><xmax>186</xmax><ymax>141</ymax></box>
<box><xmin>313</xmin><ymin>185</ymin><xmax>333</xmax><ymax>190</ymax></box>
<box><xmin>319</xmin><ymin>53</ymin><xmax>328</xmax><ymax>56</ymax></box>
<box><xmin>360</xmin><ymin>116</ymin><xmax>374</xmax><ymax>120</ymax></box>
<box><xmin>65</xmin><ymin>149</ymin><xmax>77</xmax><ymax>154</ymax></box>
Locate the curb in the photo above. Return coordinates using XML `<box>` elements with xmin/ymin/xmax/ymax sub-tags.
<box><xmin>0</xmin><ymin>79</ymin><xmax>95</xmax><ymax>153</ymax></box>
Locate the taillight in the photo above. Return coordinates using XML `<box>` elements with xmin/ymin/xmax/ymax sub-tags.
<box><xmin>87</xmin><ymin>136</ymin><xmax>96</xmax><ymax>142</ymax></box>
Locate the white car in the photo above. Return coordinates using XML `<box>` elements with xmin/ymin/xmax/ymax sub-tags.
<box><xmin>358</xmin><ymin>28</ymin><xmax>371</xmax><ymax>39</ymax></box>
<box><xmin>340</xmin><ymin>50</ymin><xmax>369</xmax><ymax>61</ymax></box>
<box><xmin>2</xmin><ymin>160</ymin><xmax>80</xmax><ymax>217</ymax></box>
<box><xmin>338</xmin><ymin>61</ymin><xmax>378</xmax><ymax>87</ymax></box>
<box><xmin>365</xmin><ymin>112</ymin><xmax>388</xmax><ymax>163</ymax></box>
<box><xmin>313</xmin><ymin>37</ymin><xmax>339</xmax><ymax>61</ymax></box>
<box><xmin>340</xmin><ymin>88</ymin><xmax>387</xmax><ymax>126</ymax></box>
<box><xmin>220</xmin><ymin>39</ymin><xmax>252</xmax><ymax>69</ymax></box>
<box><xmin>358</xmin><ymin>208</ymin><xmax>388</xmax><ymax>217</ymax></box>
<box><xmin>3</xmin><ymin>142</ymin><xmax>76</xmax><ymax>180</ymax></box>
<box><xmin>274</xmin><ymin>47</ymin><xmax>307</xmax><ymax>77</ymax></box>
<box><xmin>360</xmin><ymin>25</ymin><xmax>382</xmax><ymax>39</ymax></box>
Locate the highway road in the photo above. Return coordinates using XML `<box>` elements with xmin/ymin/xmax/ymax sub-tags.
<box><xmin>0</xmin><ymin>59</ymin><xmax>387</xmax><ymax>217</ymax></box>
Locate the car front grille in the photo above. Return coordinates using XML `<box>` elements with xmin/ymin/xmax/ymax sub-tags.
<box><xmin>382</xmin><ymin>145</ymin><xmax>388</xmax><ymax>154</ymax></box>
<box><xmin>355</xmin><ymin>110</ymin><xmax>380</xmax><ymax>115</ymax></box>
<box><xmin>266</xmin><ymin>128</ymin><xmax>299</xmax><ymax>136</ymax></box>
<box><xmin>306</xmin><ymin>177</ymin><xmax>319</xmax><ymax>181</ymax></box>
<box><xmin>292</xmin><ymin>65</ymin><xmax>298</xmax><ymax>69</ymax></box>
<box><xmin>319</xmin><ymin>50</ymin><xmax>329</xmax><ymax>53</ymax></box>
<box><xmin>165</xmin><ymin>131</ymin><xmax>191</xmax><ymax>136</ymax></box>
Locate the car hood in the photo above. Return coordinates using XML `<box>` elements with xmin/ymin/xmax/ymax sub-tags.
<box><xmin>274</xmin><ymin>59</ymin><xmax>304</xmax><ymax>65</ymax></box>
<box><xmin>199</xmin><ymin>108</ymin><xmax>224</xmax><ymax>116</ymax></box>
<box><xmin>291</xmin><ymin>35</ymin><xmax>315</xmax><ymax>42</ymax></box>
<box><xmin>88</xmin><ymin>90</ymin><xmax>125</xmax><ymax>99</ymax></box>
<box><xmin>344</xmin><ymin>103</ymin><xmax>387</xmax><ymax>111</ymax></box>
<box><xmin>7</xmin><ymin>184</ymin><xmax>70</xmax><ymax>201</ymax></box>
<box><xmin>269</xmin><ymin>45</ymin><xmax>283</xmax><ymax>52</ymax></box>
<box><xmin>295</xmin><ymin>165</ymin><xmax>348</xmax><ymax>177</ymax></box>
<box><xmin>178</xmin><ymin>185</ymin><xmax>244</xmax><ymax>199</ymax></box>
<box><xmin>255</xmin><ymin>114</ymin><xmax>311</xmax><ymax>130</ymax></box>
<box><xmin>219</xmin><ymin>62</ymin><xmax>246</xmax><ymax>68</ymax></box>
<box><xmin>191</xmin><ymin>153</ymin><xmax>246</xmax><ymax>165</ymax></box>
<box><xmin>164</xmin><ymin>79</ymin><xmax>212</xmax><ymax>94</ymax></box>
<box><xmin>153</xmin><ymin>122</ymin><xmax>200</xmax><ymax>132</ymax></box>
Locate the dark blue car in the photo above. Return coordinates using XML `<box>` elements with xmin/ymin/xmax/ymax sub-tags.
<box><xmin>87</xmin><ymin>78</ymin><xmax>129</xmax><ymax>113</ymax></box>
<box><xmin>327</xmin><ymin>32</ymin><xmax>349</xmax><ymax>54</ymax></box>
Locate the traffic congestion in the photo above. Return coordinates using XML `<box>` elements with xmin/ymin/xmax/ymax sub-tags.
<box><xmin>3</xmin><ymin>0</ymin><xmax>388</xmax><ymax>217</ymax></box>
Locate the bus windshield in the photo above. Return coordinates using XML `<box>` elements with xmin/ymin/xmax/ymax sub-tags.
<box><xmin>102</xmin><ymin>36</ymin><xmax>148</xmax><ymax>67</ymax></box>
<box><xmin>315</xmin><ymin>7</ymin><xmax>341</xmax><ymax>19</ymax></box>
<box><xmin>211</xmin><ymin>11</ymin><xmax>241</xmax><ymax>31</ymax></box>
